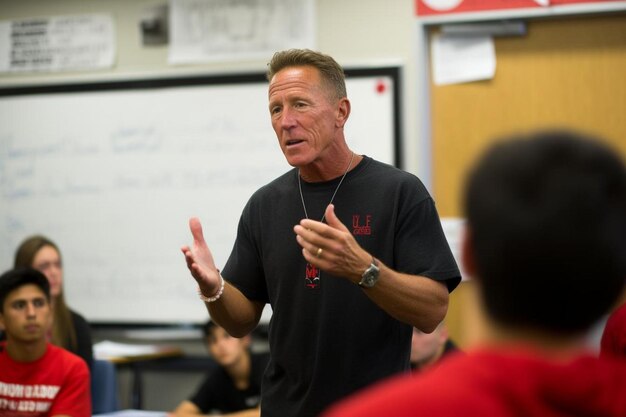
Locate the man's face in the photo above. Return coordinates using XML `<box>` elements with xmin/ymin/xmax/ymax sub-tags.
<box><xmin>0</xmin><ymin>284</ymin><xmax>52</xmax><ymax>344</ymax></box>
<box><xmin>268</xmin><ymin>65</ymin><xmax>346</xmax><ymax>168</ymax></box>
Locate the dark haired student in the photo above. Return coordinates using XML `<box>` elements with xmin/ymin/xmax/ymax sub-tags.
<box><xmin>170</xmin><ymin>320</ymin><xmax>269</xmax><ymax>417</ymax></box>
<box><xmin>324</xmin><ymin>130</ymin><xmax>626</xmax><ymax>417</ymax></box>
<box><xmin>14</xmin><ymin>235</ymin><xmax>93</xmax><ymax>370</ymax></box>
<box><xmin>0</xmin><ymin>267</ymin><xmax>91</xmax><ymax>417</ymax></box>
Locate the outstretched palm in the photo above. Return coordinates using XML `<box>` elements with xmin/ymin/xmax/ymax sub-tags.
<box><xmin>182</xmin><ymin>217</ymin><xmax>220</xmax><ymax>293</ymax></box>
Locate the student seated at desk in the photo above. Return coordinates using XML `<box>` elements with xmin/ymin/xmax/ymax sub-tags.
<box><xmin>410</xmin><ymin>320</ymin><xmax>459</xmax><ymax>372</ymax></box>
<box><xmin>13</xmin><ymin>235</ymin><xmax>94</xmax><ymax>370</ymax></box>
<box><xmin>0</xmin><ymin>267</ymin><xmax>91</xmax><ymax>417</ymax></box>
<box><xmin>170</xmin><ymin>320</ymin><xmax>269</xmax><ymax>417</ymax></box>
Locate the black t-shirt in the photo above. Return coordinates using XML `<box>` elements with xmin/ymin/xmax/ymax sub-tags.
<box><xmin>224</xmin><ymin>156</ymin><xmax>461</xmax><ymax>417</ymax></box>
<box><xmin>190</xmin><ymin>352</ymin><xmax>269</xmax><ymax>413</ymax></box>
<box><xmin>70</xmin><ymin>309</ymin><xmax>93</xmax><ymax>371</ymax></box>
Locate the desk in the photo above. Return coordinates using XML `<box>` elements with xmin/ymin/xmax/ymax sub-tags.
<box><xmin>119</xmin><ymin>355</ymin><xmax>216</xmax><ymax>410</ymax></box>
<box><xmin>95</xmin><ymin>410</ymin><xmax>167</xmax><ymax>417</ymax></box>
<box><xmin>105</xmin><ymin>345</ymin><xmax>183</xmax><ymax>364</ymax></box>
<box><xmin>95</xmin><ymin>342</ymin><xmax>183</xmax><ymax>410</ymax></box>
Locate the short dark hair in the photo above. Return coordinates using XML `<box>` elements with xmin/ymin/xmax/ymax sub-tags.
<box><xmin>0</xmin><ymin>268</ymin><xmax>51</xmax><ymax>312</ymax></box>
<box><xmin>266</xmin><ymin>48</ymin><xmax>347</xmax><ymax>101</ymax></box>
<box><xmin>464</xmin><ymin>129</ymin><xmax>626</xmax><ymax>335</ymax></box>
<box><xmin>202</xmin><ymin>319</ymin><xmax>219</xmax><ymax>339</ymax></box>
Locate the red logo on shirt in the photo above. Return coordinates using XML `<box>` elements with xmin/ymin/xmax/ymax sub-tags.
<box><xmin>352</xmin><ymin>214</ymin><xmax>372</xmax><ymax>235</ymax></box>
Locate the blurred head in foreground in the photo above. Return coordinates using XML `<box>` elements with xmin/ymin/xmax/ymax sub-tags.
<box><xmin>462</xmin><ymin>129</ymin><xmax>626</xmax><ymax>337</ymax></box>
<box><xmin>322</xmin><ymin>129</ymin><xmax>626</xmax><ymax>417</ymax></box>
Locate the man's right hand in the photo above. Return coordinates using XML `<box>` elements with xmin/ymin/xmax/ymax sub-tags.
<box><xmin>181</xmin><ymin>217</ymin><xmax>221</xmax><ymax>297</ymax></box>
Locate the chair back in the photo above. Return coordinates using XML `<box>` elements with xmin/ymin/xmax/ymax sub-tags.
<box><xmin>91</xmin><ymin>359</ymin><xmax>120</xmax><ymax>414</ymax></box>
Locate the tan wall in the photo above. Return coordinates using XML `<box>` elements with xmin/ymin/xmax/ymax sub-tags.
<box><xmin>432</xmin><ymin>14</ymin><xmax>626</xmax><ymax>346</ymax></box>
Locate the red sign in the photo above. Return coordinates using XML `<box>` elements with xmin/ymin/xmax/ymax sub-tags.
<box><xmin>552</xmin><ymin>0</ymin><xmax>624</xmax><ymax>3</ymax></box>
<box><xmin>416</xmin><ymin>0</ymin><xmax>543</xmax><ymax>16</ymax></box>
<box><xmin>415</xmin><ymin>0</ymin><xmax>622</xmax><ymax>16</ymax></box>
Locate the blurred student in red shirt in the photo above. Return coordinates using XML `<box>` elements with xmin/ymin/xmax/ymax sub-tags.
<box><xmin>323</xmin><ymin>130</ymin><xmax>626</xmax><ymax>417</ymax></box>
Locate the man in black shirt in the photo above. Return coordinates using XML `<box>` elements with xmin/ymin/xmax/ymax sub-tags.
<box><xmin>181</xmin><ymin>48</ymin><xmax>460</xmax><ymax>416</ymax></box>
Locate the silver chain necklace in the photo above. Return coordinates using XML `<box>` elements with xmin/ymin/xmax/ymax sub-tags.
<box><xmin>297</xmin><ymin>151</ymin><xmax>355</xmax><ymax>223</ymax></box>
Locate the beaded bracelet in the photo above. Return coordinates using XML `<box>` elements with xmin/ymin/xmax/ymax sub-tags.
<box><xmin>198</xmin><ymin>271</ymin><xmax>225</xmax><ymax>303</ymax></box>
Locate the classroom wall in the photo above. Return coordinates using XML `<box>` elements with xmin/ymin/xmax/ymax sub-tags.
<box><xmin>431</xmin><ymin>13</ymin><xmax>626</xmax><ymax>349</ymax></box>
<box><xmin>0</xmin><ymin>0</ymin><xmax>423</xmax><ymax>177</ymax></box>
<box><xmin>0</xmin><ymin>0</ymin><xmax>421</xmax><ymax>410</ymax></box>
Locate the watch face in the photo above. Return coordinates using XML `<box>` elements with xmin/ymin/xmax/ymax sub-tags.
<box><xmin>363</xmin><ymin>274</ymin><xmax>376</xmax><ymax>287</ymax></box>
<box><xmin>360</xmin><ymin>265</ymin><xmax>379</xmax><ymax>288</ymax></box>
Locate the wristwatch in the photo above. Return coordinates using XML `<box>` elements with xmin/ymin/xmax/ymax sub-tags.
<box><xmin>358</xmin><ymin>257</ymin><xmax>380</xmax><ymax>288</ymax></box>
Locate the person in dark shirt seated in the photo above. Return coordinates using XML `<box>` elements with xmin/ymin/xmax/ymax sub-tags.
<box><xmin>410</xmin><ymin>320</ymin><xmax>459</xmax><ymax>372</ymax></box>
<box><xmin>170</xmin><ymin>320</ymin><xmax>269</xmax><ymax>417</ymax></box>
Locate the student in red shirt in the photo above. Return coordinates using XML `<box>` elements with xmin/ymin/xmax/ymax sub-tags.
<box><xmin>323</xmin><ymin>130</ymin><xmax>626</xmax><ymax>417</ymax></box>
<box><xmin>601</xmin><ymin>301</ymin><xmax>626</xmax><ymax>359</ymax></box>
<box><xmin>0</xmin><ymin>267</ymin><xmax>91</xmax><ymax>417</ymax></box>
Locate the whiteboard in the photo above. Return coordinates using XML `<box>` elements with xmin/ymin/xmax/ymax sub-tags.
<box><xmin>0</xmin><ymin>68</ymin><xmax>401</xmax><ymax>324</ymax></box>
